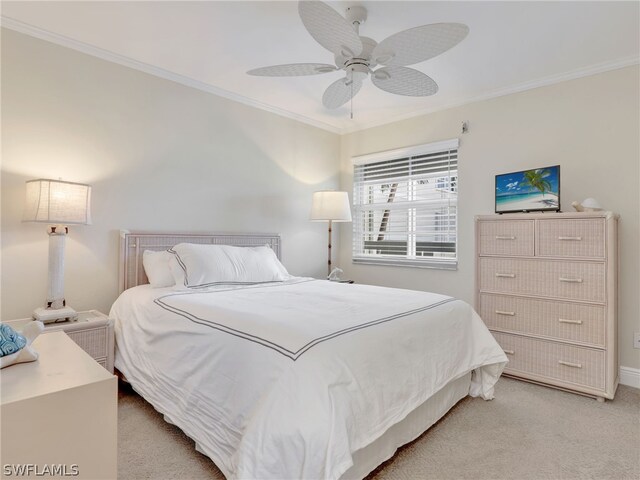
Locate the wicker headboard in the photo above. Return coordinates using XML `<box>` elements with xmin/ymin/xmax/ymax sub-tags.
<box><xmin>119</xmin><ymin>230</ymin><xmax>282</xmax><ymax>293</ymax></box>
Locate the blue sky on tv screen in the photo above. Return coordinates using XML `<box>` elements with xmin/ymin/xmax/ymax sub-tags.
<box><xmin>496</xmin><ymin>166</ymin><xmax>559</xmax><ymax>197</ymax></box>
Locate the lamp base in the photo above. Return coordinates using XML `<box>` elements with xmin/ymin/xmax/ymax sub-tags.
<box><xmin>33</xmin><ymin>306</ymin><xmax>78</xmax><ymax>324</ymax></box>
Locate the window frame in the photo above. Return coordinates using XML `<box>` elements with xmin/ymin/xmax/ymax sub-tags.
<box><xmin>351</xmin><ymin>138</ymin><xmax>459</xmax><ymax>270</ymax></box>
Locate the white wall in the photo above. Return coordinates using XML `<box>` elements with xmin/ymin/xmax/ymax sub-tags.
<box><xmin>1</xmin><ymin>29</ymin><xmax>341</xmax><ymax>319</ymax></box>
<box><xmin>338</xmin><ymin>66</ymin><xmax>640</xmax><ymax>370</ymax></box>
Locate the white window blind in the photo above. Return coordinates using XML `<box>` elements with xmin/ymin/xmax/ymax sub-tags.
<box><xmin>352</xmin><ymin>139</ymin><xmax>458</xmax><ymax>269</ymax></box>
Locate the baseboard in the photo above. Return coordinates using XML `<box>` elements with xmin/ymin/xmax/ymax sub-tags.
<box><xmin>619</xmin><ymin>366</ymin><xmax>640</xmax><ymax>389</ymax></box>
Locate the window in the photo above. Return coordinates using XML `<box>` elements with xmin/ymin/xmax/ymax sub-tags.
<box><xmin>352</xmin><ymin>139</ymin><xmax>458</xmax><ymax>270</ymax></box>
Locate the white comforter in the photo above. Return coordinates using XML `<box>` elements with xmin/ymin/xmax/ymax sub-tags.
<box><xmin>111</xmin><ymin>278</ymin><xmax>507</xmax><ymax>480</ymax></box>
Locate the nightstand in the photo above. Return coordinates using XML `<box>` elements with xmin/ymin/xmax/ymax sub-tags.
<box><xmin>5</xmin><ymin>310</ymin><xmax>115</xmax><ymax>373</ymax></box>
<box><xmin>1</xmin><ymin>331</ymin><xmax>117</xmax><ymax>479</ymax></box>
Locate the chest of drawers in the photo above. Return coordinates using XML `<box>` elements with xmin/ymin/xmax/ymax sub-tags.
<box><xmin>475</xmin><ymin>212</ymin><xmax>618</xmax><ymax>401</ymax></box>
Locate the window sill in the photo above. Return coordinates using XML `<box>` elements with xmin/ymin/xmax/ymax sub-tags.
<box><xmin>352</xmin><ymin>257</ymin><xmax>458</xmax><ymax>271</ymax></box>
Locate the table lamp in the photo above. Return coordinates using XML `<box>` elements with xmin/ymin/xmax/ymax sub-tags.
<box><xmin>310</xmin><ymin>191</ymin><xmax>352</xmax><ymax>277</ymax></box>
<box><xmin>23</xmin><ymin>179</ymin><xmax>92</xmax><ymax>323</ymax></box>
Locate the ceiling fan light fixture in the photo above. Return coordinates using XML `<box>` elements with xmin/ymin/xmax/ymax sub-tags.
<box><xmin>350</xmin><ymin>69</ymin><xmax>369</xmax><ymax>83</ymax></box>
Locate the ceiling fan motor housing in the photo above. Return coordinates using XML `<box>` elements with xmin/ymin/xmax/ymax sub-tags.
<box><xmin>335</xmin><ymin>36</ymin><xmax>378</xmax><ymax>73</ymax></box>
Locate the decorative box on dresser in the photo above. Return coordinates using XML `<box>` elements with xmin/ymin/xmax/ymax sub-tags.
<box><xmin>475</xmin><ymin>211</ymin><xmax>618</xmax><ymax>402</ymax></box>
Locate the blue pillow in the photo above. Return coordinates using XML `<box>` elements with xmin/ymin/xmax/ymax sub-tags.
<box><xmin>0</xmin><ymin>323</ymin><xmax>27</xmax><ymax>357</ymax></box>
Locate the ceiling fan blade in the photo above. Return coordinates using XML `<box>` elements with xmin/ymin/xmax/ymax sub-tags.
<box><xmin>372</xmin><ymin>23</ymin><xmax>469</xmax><ymax>67</ymax></box>
<box><xmin>372</xmin><ymin>66</ymin><xmax>438</xmax><ymax>97</ymax></box>
<box><xmin>247</xmin><ymin>63</ymin><xmax>337</xmax><ymax>77</ymax></box>
<box><xmin>298</xmin><ymin>1</ymin><xmax>363</xmax><ymax>57</ymax></box>
<box><xmin>322</xmin><ymin>76</ymin><xmax>363</xmax><ymax>109</ymax></box>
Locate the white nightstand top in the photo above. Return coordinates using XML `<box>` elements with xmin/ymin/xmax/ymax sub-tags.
<box><xmin>0</xmin><ymin>332</ymin><xmax>113</xmax><ymax>405</ymax></box>
<box><xmin>4</xmin><ymin>310</ymin><xmax>110</xmax><ymax>333</ymax></box>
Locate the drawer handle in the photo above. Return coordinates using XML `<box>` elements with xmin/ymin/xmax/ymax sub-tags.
<box><xmin>558</xmin><ymin>360</ymin><xmax>582</xmax><ymax>369</ymax></box>
<box><xmin>495</xmin><ymin>310</ymin><xmax>515</xmax><ymax>316</ymax></box>
<box><xmin>558</xmin><ymin>236</ymin><xmax>582</xmax><ymax>241</ymax></box>
<box><xmin>496</xmin><ymin>236</ymin><xmax>516</xmax><ymax>240</ymax></box>
<box><xmin>558</xmin><ymin>318</ymin><xmax>583</xmax><ymax>325</ymax></box>
<box><xmin>503</xmin><ymin>349</ymin><xmax>515</xmax><ymax>355</ymax></box>
<box><xmin>559</xmin><ymin>277</ymin><xmax>583</xmax><ymax>283</ymax></box>
<box><xmin>495</xmin><ymin>273</ymin><xmax>516</xmax><ymax>278</ymax></box>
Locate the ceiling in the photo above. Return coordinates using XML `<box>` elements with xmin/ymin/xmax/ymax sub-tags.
<box><xmin>2</xmin><ymin>1</ymin><xmax>639</xmax><ymax>134</ymax></box>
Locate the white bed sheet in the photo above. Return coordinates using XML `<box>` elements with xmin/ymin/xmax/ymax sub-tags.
<box><xmin>111</xmin><ymin>279</ymin><xmax>507</xmax><ymax>480</ymax></box>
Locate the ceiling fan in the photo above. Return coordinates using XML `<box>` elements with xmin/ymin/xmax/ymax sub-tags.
<box><xmin>247</xmin><ymin>1</ymin><xmax>469</xmax><ymax>113</ymax></box>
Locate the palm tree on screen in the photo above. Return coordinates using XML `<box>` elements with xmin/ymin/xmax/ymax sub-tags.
<box><xmin>522</xmin><ymin>169</ymin><xmax>552</xmax><ymax>197</ymax></box>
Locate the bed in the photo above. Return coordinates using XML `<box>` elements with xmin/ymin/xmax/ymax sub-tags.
<box><xmin>112</xmin><ymin>231</ymin><xmax>508</xmax><ymax>480</ymax></box>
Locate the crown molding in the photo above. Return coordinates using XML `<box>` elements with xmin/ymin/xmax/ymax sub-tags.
<box><xmin>340</xmin><ymin>54</ymin><xmax>640</xmax><ymax>134</ymax></box>
<box><xmin>2</xmin><ymin>16</ymin><xmax>638</xmax><ymax>136</ymax></box>
<box><xmin>0</xmin><ymin>16</ymin><xmax>343</xmax><ymax>134</ymax></box>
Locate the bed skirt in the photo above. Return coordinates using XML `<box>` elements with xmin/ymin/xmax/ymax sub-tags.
<box><xmin>341</xmin><ymin>372</ymin><xmax>472</xmax><ymax>479</ymax></box>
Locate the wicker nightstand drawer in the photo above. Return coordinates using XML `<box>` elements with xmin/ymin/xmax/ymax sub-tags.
<box><xmin>66</xmin><ymin>327</ymin><xmax>109</xmax><ymax>359</ymax></box>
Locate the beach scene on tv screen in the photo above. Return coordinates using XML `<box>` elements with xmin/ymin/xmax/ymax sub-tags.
<box><xmin>496</xmin><ymin>167</ymin><xmax>559</xmax><ymax>212</ymax></box>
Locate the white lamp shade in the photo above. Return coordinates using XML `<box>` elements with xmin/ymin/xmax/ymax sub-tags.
<box><xmin>310</xmin><ymin>191</ymin><xmax>352</xmax><ymax>222</ymax></box>
<box><xmin>23</xmin><ymin>179</ymin><xmax>92</xmax><ymax>225</ymax></box>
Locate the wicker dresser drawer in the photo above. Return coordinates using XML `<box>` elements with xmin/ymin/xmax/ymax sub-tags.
<box><xmin>479</xmin><ymin>257</ymin><xmax>605</xmax><ymax>303</ymax></box>
<box><xmin>479</xmin><ymin>294</ymin><xmax>606</xmax><ymax>347</ymax></box>
<box><xmin>537</xmin><ymin>218</ymin><xmax>605</xmax><ymax>259</ymax></box>
<box><xmin>478</xmin><ymin>220</ymin><xmax>534</xmax><ymax>256</ymax></box>
<box><xmin>492</xmin><ymin>332</ymin><xmax>605</xmax><ymax>390</ymax></box>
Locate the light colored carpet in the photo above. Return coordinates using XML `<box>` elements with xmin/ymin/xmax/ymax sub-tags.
<box><xmin>118</xmin><ymin>378</ymin><xmax>640</xmax><ymax>479</ymax></box>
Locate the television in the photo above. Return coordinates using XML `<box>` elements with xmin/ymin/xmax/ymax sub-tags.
<box><xmin>495</xmin><ymin>165</ymin><xmax>560</xmax><ymax>214</ymax></box>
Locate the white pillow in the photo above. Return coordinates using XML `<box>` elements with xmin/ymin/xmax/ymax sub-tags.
<box><xmin>169</xmin><ymin>255</ymin><xmax>187</xmax><ymax>290</ymax></box>
<box><xmin>170</xmin><ymin>243</ymin><xmax>289</xmax><ymax>288</ymax></box>
<box><xmin>142</xmin><ymin>250</ymin><xmax>175</xmax><ymax>288</ymax></box>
